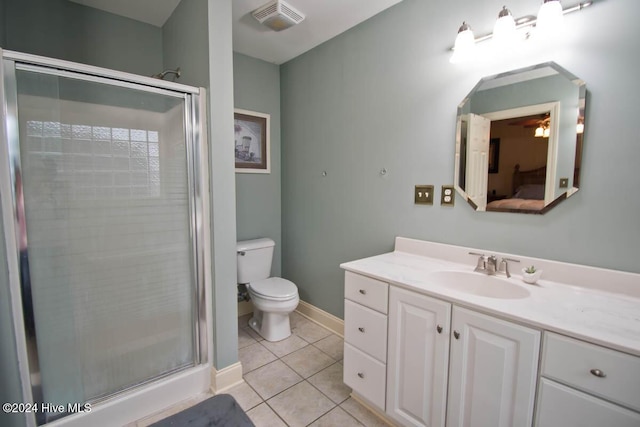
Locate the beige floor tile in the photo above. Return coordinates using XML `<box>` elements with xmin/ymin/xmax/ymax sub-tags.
<box><xmin>245</xmin><ymin>326</ymin><xmax>264</xmax><ymax>342</ymax></box>
<box><xmin>246</xmin><ymin>402</ymin><xmax>287</xmax><ymax>427</ymax></box>
<box><xmin>308</xmin><ymin>362</ymin><xmax>351</xmax><ymax>404</ymax></box>
<box><xmin>244</xmin><ymin>360</ymin><xmax>303</xmax><ymax>400</ymax></box>
<box><xmin>267</xmin><ymin>381</ymin><xmax>336</xmax><ymax>427</ymax></box>
<box><xmin>309</xmin><ymin>406</ymin><xmax>364</xmax><ymax>427</ymax></box>
<box><xmin>239</xmin><ymin>342</ymin><xmax>278</xmax><ymax>373</ymax></box>
<box><xmin>340</xmin><ymin>398</ymin><xmax>390</xmax><ymax>427</ymax></box>
<box><xmin>281</xmin><ymin>345</ymin><xmax>335</xmax><ymax>378</ymax></box>
<box><xmin>289</xmin><ymin>311</ymin><xmax>307</xmax><ymax>328</ymax></box>
<box><xmin>313</xmin><ymin>334</ymin><xmax>344</xmax><ymax>361</ymax></box>
<box><xmin>239</xmin><ymin>327</ymin><xmax>258</xmax><ymax>349</ymax></box>
<box><xmin>292</xmin><ymin>319</ymin><xmax>332</xmax><ymax>343</ymax></box>
<box><xmin>260</xmin><ymin>334</ymin><xmax>309</xmax><ymax>358</ymax></box>
<box><xmin>225</xmin><ymin>381</ymin><xmax>263</xmax><ymax>412</ymax></box>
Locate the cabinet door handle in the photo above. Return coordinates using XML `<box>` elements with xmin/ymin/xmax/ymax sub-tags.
<box><xmin>590</xmin><ymin>369</ymin><xmax>606</xmax><ymax>378</ymax></box>
<box><xmin>453</xmin><ymin>330</ymin><xmax>460</xmax><ymax>340</ymax></box>
<box><xmin>358</xmin><ymin>327</ymin><xmax>365</xmax><ymax>333</ymax></box>
<box><xmin>357</xmin><ymin>372</ymin><xmax>365</xmax><ymax>379</ymax></box>
<box><xmin>359</xmin><ymin>289</ymin><xmax>366</xmax><ymax>295</ymax></box>
<box><xmin>436</xmin><ymin>325</ymin><xmax>443</xmax><ymax>334</ymax></box>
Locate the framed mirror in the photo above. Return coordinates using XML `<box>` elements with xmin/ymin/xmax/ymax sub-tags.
<box><xmin>454</xmin><ymin>62</ymin><xmax>586</xmax><ymax>214</ymax></box>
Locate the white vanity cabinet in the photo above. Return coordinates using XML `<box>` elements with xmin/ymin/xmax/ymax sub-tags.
<box><xmin>446</xmin><ymin>306</ymin><xmax>540</xmax><ymax>427</ymax></box>
<box><xmin>386</xmin><ymin>286</ymin><xmax>451</xmax><ymax>427</ymax></box>
<box><xmin>343</xmin><ymin>271</ymin><xmax>389</xmax><ymax>410</ymax></box>
<box><xmin>535</xmin><ymin>332</ymin><xmax>640</xmax><ymax>427</ymax></box>
<box><xmin>385</xmin><ymin>285</ymin><xmax>539</xmax><ymax>427</ymax></box>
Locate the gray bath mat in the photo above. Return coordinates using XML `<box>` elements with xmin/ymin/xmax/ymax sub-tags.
<box><xmin>150</xmin><ymin>394</ymin><xmax>254</xmax><ymax>427</ymax></box>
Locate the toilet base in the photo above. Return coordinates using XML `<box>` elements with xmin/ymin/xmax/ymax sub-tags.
<box><xmin>248</xmin><ymin>309</ymin><xmax>293</xmax><ymax>342</ymax></box>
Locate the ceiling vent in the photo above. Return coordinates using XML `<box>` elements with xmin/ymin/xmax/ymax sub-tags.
<box><xmin>252</xmin><ymin>0</ymin><xmax>305</xmax><ymax>32</ymax></box>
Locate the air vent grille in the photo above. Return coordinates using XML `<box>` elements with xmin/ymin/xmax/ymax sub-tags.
<box><xmin>253</xmin><ymin>3</ymin><xmax>278</xmax><ymax>21</ymax></box>
<box><xmin>252</xmin><ymin>0</ymin><xmax>305</xmax><ymax>31</ymax></box>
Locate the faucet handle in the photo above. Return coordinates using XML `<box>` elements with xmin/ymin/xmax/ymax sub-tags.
<box><xmin>469</xmin><ymin>252</ymin><xmax>487</xmax><ymax>272</ymax></box>
<box><xmin>498</xmin><ymin>257</ymin><xmax>520</xmax><ymax>278</ymax></box>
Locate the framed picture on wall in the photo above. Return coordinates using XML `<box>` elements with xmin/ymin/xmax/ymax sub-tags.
<box><xmin>488</xmin><ymin>138</ymin><xmax>500</xmax><ymax>174</ymax></box>
<box><xmin>234</xmin><ymin>109</ymin><xmax>270</xmax><ymax>173</ymax></box>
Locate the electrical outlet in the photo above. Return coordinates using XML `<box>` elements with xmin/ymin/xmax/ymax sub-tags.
<box><xmin>415</xmin><ymin>185</ymin><xmax>434</xmax><ymax>205</ymax></box>
<box><xmin>559</xmin><ymin>178</ymin><xmax>569</xmax><ymax>188</ymax></box>
<box><xmin>441</xmin><ymin>185</ymin><xmax>455</xmax><ymax>206</ymax></box>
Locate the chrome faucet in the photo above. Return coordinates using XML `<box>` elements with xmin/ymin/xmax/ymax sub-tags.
<box><xmin>469</xmin><ymin>252</ymin><xmax>519</xmax><ymax>277</ymax></box>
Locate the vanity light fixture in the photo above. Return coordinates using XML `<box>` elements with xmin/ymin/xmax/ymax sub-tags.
<box><xmin>450</xmin><ymin>21</ymin><xmax>476</xmax><ymax>63</ymax></box>
<box><xmin>450</xmin><ymin>1</ymin><xmax>594</xmax><ymax>63</ymax></box>
<box><xmin>493</xmin><ymin>6</ymin><xmax>517</xmax><ymax>47</ymax></box>
<box><xmin>536</xmin><ymin>0</ymin><xmax>564</xmax><ymax>38</ymax></box>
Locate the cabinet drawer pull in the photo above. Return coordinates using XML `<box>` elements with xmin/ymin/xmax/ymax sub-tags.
<box><xmin>453</xmin><ymin>330</ymin><xmax>460</xmax><ymax>340</ymax></box>
<box><xmin>358</xmin><ymin>327</ymin><xmax>365</xmax><ymax>333</ymax></box>
<box><xmin>359</xmin><ymin>289</ymin><xmax>367</xmax><ymax>295</ymax></box>
<box><xmin>357</xmin><ymin>372</ymin><xmax>365</xmax><ymax>379</ymax></box>
<box><xmin>436</xmin><ymin>325</ymin><xmax>443</xmax><ymax>334</ymax></box>
<box><xmin>590</xmin><ymin>369</ymin><xmax>606</xmax><ymax>378</ymax></box>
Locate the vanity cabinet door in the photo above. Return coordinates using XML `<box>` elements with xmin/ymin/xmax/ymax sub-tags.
<box><xmin>386</xmin><ymin>286</ymin><xmax>451</xmax><ymax>427</ymax></box>
<box><xmin>447</xmin><ymin>306</ymin><xmax>540</xmax><ymax>427</ymax></box>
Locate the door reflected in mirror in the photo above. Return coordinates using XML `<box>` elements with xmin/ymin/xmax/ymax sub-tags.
<box><xmin>454</xmin><ymin>62</ymin><xmax>586</xmax><ymax>214</ymax></box>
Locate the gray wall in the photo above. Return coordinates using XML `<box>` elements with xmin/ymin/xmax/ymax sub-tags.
<box><xmin>207</xmin><ymin>0</ymin><xmax>239</xmax><ymax>369</ymax></box>
<box><xmin>0</xmin><ymin>0</ymin><xmax>6</xmax><ymax>47</ymax></box>
<box><xmin>233</xmin><ymin>52</ymin><xmax>282</xmax><ymax>276</ymax></box>
<box><xmin>281</xmin><ymin>0</ymin><xmax>640</xmax><ymax>317</ymax></box>
<box><xmin>162</xmin><ymin>0</ymin><xmax>209</xmax><ymax>87</ymax></box>
<box><xmin>3</xmin><ymin>0</ymin><xmax>162</xmax><ymax>77</ymax></box>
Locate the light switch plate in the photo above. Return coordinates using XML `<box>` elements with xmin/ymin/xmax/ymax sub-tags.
<box><xmin>559</xmin><ymin>178</ymin><xmax>569</xmax><ymax>188</ymax></box>
<box><xmin>441</xmin><ymin>185</ymin><xmax>455</xmax><ymax>206</ymax></box>
<box><xmin>415</xmin><ymin>185</ymin><xmax>434</xmax><ymax>205</ymax></box>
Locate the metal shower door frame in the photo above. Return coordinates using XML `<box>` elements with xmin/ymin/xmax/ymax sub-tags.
<box><xmin>0</xmin><ymin>49</ymin><xmax>208</xmax><ymax>426</ymax></box>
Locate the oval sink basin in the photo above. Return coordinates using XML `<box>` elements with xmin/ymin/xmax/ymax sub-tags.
<box><xmin>428</xmin><ymin>271</ymin><xmax>531</xmax><ymax>299</ymax></box>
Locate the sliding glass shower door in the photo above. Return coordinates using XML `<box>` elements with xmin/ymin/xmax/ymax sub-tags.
<box><xmin>3</xmin><ymin>59</ymin><xmax>204</xmax><ymax>424</ymax></box>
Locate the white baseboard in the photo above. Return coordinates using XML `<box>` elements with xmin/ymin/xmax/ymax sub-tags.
<box><xmin>237</xmin><ymin>300</ymin><xmax>254</xmax><ymax>317</ymax></box>
<box><xmin>210</xmin><ymin>362</ymin><xmax>243</xmax><ymax>394</ymax></box>
<box><xmin>296</xmin><ymin>300</ymin><xmax>344</xmax><ymax>338</ymax></box>
<box><xmin>351</xmin><ymin>392</ymin><xmax>398</xmax><ymax>426</ymax></box>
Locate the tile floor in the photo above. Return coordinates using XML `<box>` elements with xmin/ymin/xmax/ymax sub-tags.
<box><xmin>228</xmin><ymin>312</ymin><xmax>389</xmax><ymax>427</ymax></box>
<box><xmin>133</xmin><ymin>312</ymin><xmax>388</xmax><ymax>427</ymax></box>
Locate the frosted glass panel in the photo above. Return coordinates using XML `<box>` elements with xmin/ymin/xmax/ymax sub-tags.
<box><xmin>15</xmin><ymin>69</ymin><xmax>195</xmax><ymax>408</ymax></box>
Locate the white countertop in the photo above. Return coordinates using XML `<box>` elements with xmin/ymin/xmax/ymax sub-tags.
<box><xmin>340</xmin><ymin>237</ymin><xmax>640</xmax><ymax>357</ymax></box>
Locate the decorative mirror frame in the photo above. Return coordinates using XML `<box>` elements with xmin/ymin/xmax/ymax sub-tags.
<box><xmin>454</xmin><ymin>62</ymin><xmax>586</xmax><ymax>214</ymax></box>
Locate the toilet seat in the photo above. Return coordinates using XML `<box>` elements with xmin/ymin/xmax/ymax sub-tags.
<box><xmin>249</xmin><ymin>277</ymin><xmax>298</xmax><ymax>301</ymax></box>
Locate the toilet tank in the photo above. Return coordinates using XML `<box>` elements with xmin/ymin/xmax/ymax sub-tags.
<box><xmin>237</xmin><ymin>238</ymin><xmax>275</xmax><ymax>284</ymax></box>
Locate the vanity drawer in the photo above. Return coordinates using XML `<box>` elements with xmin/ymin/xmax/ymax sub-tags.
<box><xmin>344</xmin><ymin>299</ymin><xmax>388</xmax><ymax>363</ymax></box>
<box><xmin>536</xmin><ymin>378</ymin><xmax>640</xmax><ymax>427</ymax></box>
<box><xmin>343</xmin><ymin>343</ymin><xmax>386</xmax><ymax>410</ymax></box>
<box><xmin>542</xmin><ymin>332</ymin><xmax>640</xmax><ymax>411</ymax></box>
<box><xmin>344</xmin><ymin>271</ymin><xmax>389</xmax><ymax>314</ymax></box>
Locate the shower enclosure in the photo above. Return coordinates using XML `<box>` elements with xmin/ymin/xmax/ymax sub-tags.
<box><xmin>0</xmin><ymin>50</ymin><xmax>209</xmax><ymax>426</ymax></box>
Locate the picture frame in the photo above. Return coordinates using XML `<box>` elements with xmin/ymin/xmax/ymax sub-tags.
<box><xmin>488</xmin><ymin>138</ymin><xmax>500</xmax><ymax>174</ymax></box>
<box><xmin>234</xmin><ymin>109</ymin><xmax>270</xmax><ymax>173</ymax></box>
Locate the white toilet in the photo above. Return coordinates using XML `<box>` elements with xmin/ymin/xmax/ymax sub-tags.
<box><xmin>237</xmin><ymin>238</ymin><xmax>299</xmax><ymax>342</ymax></box>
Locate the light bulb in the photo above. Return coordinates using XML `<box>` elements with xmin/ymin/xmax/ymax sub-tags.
<box><xmin>536</xmin><ymin>0</ymin><xmax>564</xmax><ymax>39</ymax></box>
<box><xmin>543</xmin><ymin>127</ymin><xmax>550</xmax><ymax>138</ymax></box>
<box><xmin>576</xmin><ymin>122</ymin><xmax>584</xmax><ymax>134</ymax></box>
<box><xmin>535</xmin><ymin>126</ymin><xmax>545</xmax><ymax>137</ymax></box>
<box><xmin>450</xmin><ymin>22</ymin><xmax>476</xmax><ymax>64</ymax></box>
<box><xmin>493</xmin><ymin>6</ymin><xmax>516</xmax><ymax>48</ymax></box>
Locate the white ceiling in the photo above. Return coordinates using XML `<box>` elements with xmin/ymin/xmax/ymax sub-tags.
<box><xmin>232</xmin><ymin>0</ymin><xmax>404</xmax><ymax>64</ymax></box>
<box><xmin>69</xmin><ymin>0</ymin><xmax>181</xmax><ymax>27</ymax></box>
<box><xmin>68</xmin><ymin>0</ymin><xmax>404</xmax><ymax>65</ymax></box>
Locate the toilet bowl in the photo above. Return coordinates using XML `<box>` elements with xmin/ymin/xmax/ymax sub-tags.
<box><xmin>237</xmin><ymin>238</ymin><xmax>299</xmax><ymax>342</ymax></box>
<box><xmin>246</xmin><ymin>277</ymin><xmax>299</xmax><ymax>341</ymax></box>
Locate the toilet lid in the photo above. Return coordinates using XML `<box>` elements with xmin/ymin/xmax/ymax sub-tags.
<box><xmin>249</xmin><ymin>277</ymin><xmax>298</xmax><ymax>300</ymax></box>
